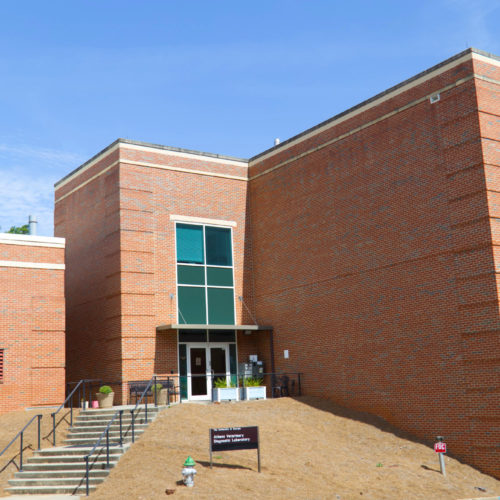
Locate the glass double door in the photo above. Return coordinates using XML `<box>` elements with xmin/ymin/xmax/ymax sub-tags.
<box><xmin>187</xmin><ymin>344</ymin><xmax>230</xmax><ymax>400</ymax></box>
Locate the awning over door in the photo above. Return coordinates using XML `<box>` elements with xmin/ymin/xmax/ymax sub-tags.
<box><xmin>156</xmin><ymin>324</ymin><xmax>273</xmax><ymax>332</ymax></box>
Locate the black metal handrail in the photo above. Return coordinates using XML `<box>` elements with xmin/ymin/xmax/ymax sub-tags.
<box><xmin>82</xmin><ymin>375</ymin><xmax>157</xmax><ymax>496</ymax></box>
<box><xmin>129</xmin><ymin>375</ymin><xmax>157</xmax><ymax>441</ymax></box>
<box><xmin>0</xmin><ymin>414</ymin><xmax>42</xmax><ymax>472</ymax></box>
<box><xmin>51</xmin><ymin>378</ymin><xmax>102</xmax><ymax>446</ymax></box>
<box><xmin>83</xmin><ymin>409</ymin><xmax>124</xmax><ymax>496</ymax></box>
<box><xmin>160</xmin><ymin>371</ymin><xmax>303</xmax><ymax>398</ymax></box>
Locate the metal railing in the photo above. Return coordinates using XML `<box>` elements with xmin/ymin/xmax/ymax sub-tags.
<box><xmin>0</xmin><ymin>414</ymin><xmax>42</xmax><ymax>472</ymax></box>
<box><xmin>155</xmin><ymin>371</ymin><xmax>302</xmax><ymax>400</ymax></box>
<box><xmin>51</xmin><ymin>379</ymin><xmax>102</xmax><ymax>446</ymax></box>
<box><xmin>82</xmin><ymin>375</ymin><xmax>158</xmax><ymax>496</ymax></box>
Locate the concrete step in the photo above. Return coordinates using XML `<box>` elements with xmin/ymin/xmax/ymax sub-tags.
<box><xmin>28</xmin><ymin>454</ymin><xmax>122</xmax><ymax>464</ymax></box>
<box><xmin>34</xmin><ymin>445</ymin><xmax>129</xmax><ymax>456</ymax></box>
<box><xmin>69</xmin><ymin>422</ymin><xmax>149</xmax><ymax>433</ymax></box>
<box><xmin>4</xmin><ymin>403</ymin><xmax>166</xmax><ymax>496</ymax></box>
<box><xmin>14</xmin><ymin>470</ymin><xmax>109</xmax><ymax>479</ymax></box>
<box><xmin>9</xmin><ymin>476</ymin><xmax>104</xmax><ymax>487</ymax></box>
<box><xmin>6</xmin><ymin>484</ymin><xmax>96</xmax><ymax>495</ymax></box>
<box><xmin>64</xmin><ymin>437</ymin><xmax>136</xmax><ymax>446</ymax></box>
<box><xmin>66</xmin><ymin>428</ymin><xmax>144</xmax><ymax>438</ymax></box>
<box><xmin>34</xmin><ymin>445</ymin><xmax>128</xmax><ymax>456</ymax></box>
<box><xmin>78</xmin><ymin>407</ymin><xmax>162</xmax><ymax>417</ymax></box>
<box><xmin>22</xmin><ymin>462</ymin><xmax>117</xmax><ymax>472</ymax></box>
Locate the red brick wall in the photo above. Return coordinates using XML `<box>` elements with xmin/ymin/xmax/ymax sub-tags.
<box><xmin>55</xmin><ymin>153</ymin><xmax>122</xmax><ymax>387</ymax></box>
<box><xmin>247</xmin><ymin>54</ymin><xmax>499</xmax><ymax>477</ymax></box>
<box><xmin>54</xmin><ymin>50</ymin><xmax>499</xmax><ymax>477</ymax></box>
<box><xmin>55</xmin><ymin>144</ymin><xmax>251</xmax><ymax>400</ymax></box>
<box><xmin>0</xmin><ymin>237</ymin><xmax>65</xmax><ymax>413</ymax></box>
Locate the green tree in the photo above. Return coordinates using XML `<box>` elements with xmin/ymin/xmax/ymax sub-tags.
<box><xmin>7</xmin><ymin>224</ymin><xmax>29</xmax><ymax>234</ymax></box>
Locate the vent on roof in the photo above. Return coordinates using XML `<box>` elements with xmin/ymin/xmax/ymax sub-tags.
<box><xmin>430</xmin><ymin>93</ymin><xmax>440</xmax><ymax>104</ymax></box>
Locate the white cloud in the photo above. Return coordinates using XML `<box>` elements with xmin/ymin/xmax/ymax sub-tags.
<box><xmin>0</xmin><ymin>143</ymin><xmax>83</xmax><ymax>169</ymax></box>
<box><xmin>0</xmin><ymin>169</ymin><xmax>55</xmax><ymax>236</ymax></box>
<box><xmin>0</xmin><ymin>143</ymin><xmax>83</xmax><ymax>236</ymax></box>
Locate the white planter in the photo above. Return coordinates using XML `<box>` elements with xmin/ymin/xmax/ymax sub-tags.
<box><xmin>212</xmin><ymin>387</ymin><xmax>239</xmax><ymax>402</ymax></box>
<box><xmin>241</xmin><ymin>386</ymin><xmax>266</xmax><ymax>400</ymax></box>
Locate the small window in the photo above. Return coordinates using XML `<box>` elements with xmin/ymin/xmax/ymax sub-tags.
<box><xmin>0</xmin><ymin>349</ymin><xmax>3</xmax><ymax>383</ymax></box>
<box><xmin>179</xmin><ymin>330</ymin><xmax>208</xmax><ymax>342</ymax></box>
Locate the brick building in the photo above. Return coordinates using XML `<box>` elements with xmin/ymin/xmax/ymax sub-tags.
<box><xmin>0</xmin><ymin>233</ymin><xmax>66</xmax><ymax>413</ymax></box>
<box><xmin>55</xmin><ymin>48</ymin><xmax>499</xmax><ymax>477</ymax></box>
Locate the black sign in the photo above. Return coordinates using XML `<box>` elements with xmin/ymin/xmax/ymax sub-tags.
<box><xmin>209</xmin><ymin>426</ymin><xmax>260</xmax><ymax>472</ymax></box>
<box><xmin>210</xmin><ymin>426</ymin><xmax>258</xmax><ymax>451</ymax></box>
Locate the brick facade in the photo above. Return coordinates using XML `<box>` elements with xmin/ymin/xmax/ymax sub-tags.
<box><xmin>0</xmin><ymin>234</ymin><xmax>66</xmax><ymax>413</ymax></box>
<box><xmin>55</xmin><ymin>48</ymin><xmax>499</xmax><ymax>477</ymax></box>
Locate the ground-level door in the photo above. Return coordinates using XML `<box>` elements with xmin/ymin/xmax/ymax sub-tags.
<box><xmin>187</xmin><ymin>343</ymin><xmax>230</xmax><ymax>400</ymax></box>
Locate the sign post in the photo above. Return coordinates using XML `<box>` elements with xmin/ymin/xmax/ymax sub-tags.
<box><xmin>209</xmin><ymin>426</ymin><xmax>261</xmax><ymax>472</ymax></box>
<box><xmin>434</xmin><ymin>436</ymin><xmax>446</xmax><ymax>476</ymax></box>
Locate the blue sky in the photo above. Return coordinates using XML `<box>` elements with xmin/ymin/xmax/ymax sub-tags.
<box><xmin>0</xmin><ymin>0</ymin><xmax>499</xmax><ymax>236</ymax></box>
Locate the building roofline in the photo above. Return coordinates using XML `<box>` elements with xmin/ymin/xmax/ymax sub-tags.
<box><xmin>54</xmin><ymin>138</ymin><xmax>248</xmax><ymax>189</ymax></box>
<box><xmin>249</xmin><ymin>48</ymin><xmax>500</xmax><ymax>163</ymax></box>
<box><xmin>0</xmin><ymin>233</ymin><xmax>65</xmax><ymax>247</ymax></box>
<box><xmin>55</xmin><ymin>48</ymin><xmax>500</xmax><ymax>190</ymax></box>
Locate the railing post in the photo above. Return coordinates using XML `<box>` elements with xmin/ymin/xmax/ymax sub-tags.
<box><xmin>130</xmin><ymin>410</ymin><xmax>135</xmax><ymax>443</ymax></box>
<box><xmin>52</xmin><ymin>413</ymin><xmax>56</xmax><ymax>446</ymax></box>
<box><xmin>298</xmin><ymin>373</ymin><xmax>302</xmax><ymax>396</ymax></box>
<box><xmin>37</xmin><ymin>414</ymin><xmax>42</xmax><ymax>450</ymax></box>
<box><xmin>85</xmin><ymin>455</ymin><xmax>89</xmax><ymax>496</ymax></box>
<box><xmin>154</xmin><ymin>375</ymin><xmax>157</xmax><ymax>407</ymax></box>
<box><xmin>19</xmin><ymin>431</ymin><xmax>23</xmax><ymax>471</ymax></box>
<box><xmin>119</xmin><ymin>410</ymin><xmax>123</xmax><ymax>446</ymax></box>
<box><xmin>106</xmin><ymin>430</ymin><xmax>110</xmax><ymax>468</ymax></box>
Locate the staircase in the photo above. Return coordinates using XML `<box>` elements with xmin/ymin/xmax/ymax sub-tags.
<box><xmin>6</xmin><ymin>405</ymin><xmax>163</xmax><ymax>496</ymax></box>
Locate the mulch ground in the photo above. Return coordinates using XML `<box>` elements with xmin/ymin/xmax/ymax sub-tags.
<box><xmin>85</xmin><ymin>397</ymin><xmax>499</xmax><ymax>500</ymax></box>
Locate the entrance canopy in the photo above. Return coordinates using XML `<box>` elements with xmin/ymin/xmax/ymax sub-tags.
<box><xmin>156</xmin><ymin>324</ymin><xmax>273</xmax><ymax>332</ymax></box>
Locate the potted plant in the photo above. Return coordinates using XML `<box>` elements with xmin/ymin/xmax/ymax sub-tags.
<box><xmin>96</xmin><ymin>385</ymin><xmax>115</xmax><ymax>408</ymax></box>
<box><xmin>151</xmin><ymin>383</ymin><xmax>168</xmax><ymax>405</ymax></box>
<box><xmin>212</xmin><ymin>377</ymin><xmax>239</xmax><ymax>402</ymax></box>
<box><xmin>241</xmin><ymin>377</ymin><xmax>266</xmax><ymax>401</ymax></box>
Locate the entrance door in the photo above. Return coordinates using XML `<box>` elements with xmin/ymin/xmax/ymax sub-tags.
<box><xmin>187</xmin><ymin>344</ymin><xmax>230</xmax><ymax>400</ymax></box>
<box><xmin>189</xmin><ymin>347</ymin><xmax>207</xmax><ymax>399</ymax></box>
<box><xmin>210</xmin><ymin>347</ymin><xmax>227</xmax><ymax>384</ymax></box>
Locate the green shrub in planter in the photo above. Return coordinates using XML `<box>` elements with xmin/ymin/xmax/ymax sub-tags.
<box><xmin>99</xmin><ymin>385</ymin><xmax>113</xmax><ymax>394</ymax></box>
<box><xmin>244</xmin><ymin>377</ymin><xmax>263</xmax><ymax>387</ymax></box>
<box><xmin>214</xmin><ymin>378</ymin><xmax>236</xmax><ymax>388</ymax></box>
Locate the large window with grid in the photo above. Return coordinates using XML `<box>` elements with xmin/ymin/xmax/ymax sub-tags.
<box><xmin>176</xmin><ymin>223</ymin><xmax>235</xmax><ymax>325</ymax></box>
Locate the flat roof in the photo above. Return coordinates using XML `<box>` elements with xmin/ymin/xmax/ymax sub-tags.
<box><xmin>54</xmin><ymin>138</ymin><xmax>248</xmax><ymax>188</ymax></box>
<box><xmin>249</xmin><ymin>47</ymin><xmax>500</xmax><ymax>163</ymax></box>
<box><xmin>156</xmin><ymin>324</ymin><xmax>273</xmax><ymax>332</ymax></box>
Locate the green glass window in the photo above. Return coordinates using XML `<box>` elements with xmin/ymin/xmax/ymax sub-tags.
<box><xmin>207</xmin><ymin>287</ymin><xmax>235</xmax><ymax>324</ymax></box>
<box><xmin>176</xmin><ymin>224</ymin><xmax>204</xmax><ymax>264</ymax></box>
<box><xmin>207</xmin><ymin>267</ymin><xmax>233</xmax><ymax>286</ymax></box>
<box><xmin>206</xmin><ymin>227</ymin><xmax>232</xmax><ymax>266</ymax></box>
<box><xmin>179</xmin><ymin>344</ymin><xmax>187</xmax><ymax>399</ymax></box>
<box><xmin>209</xmin><ymin>330</ymin><xmax>236</xmax><ymax>342</ymax></box>
<box><xmin>177</xmin><ymin>265</ymin><xmax>205</xmax><ymax>285</ymax></box>
<box><xmin>229</xmin><ymin>344</ymin><xmax>237</xmax><ymax>386</ymax></box>
<box><xmin>179</xmin><ymin>330</ymin><xmax>207</xmax><ymax>342</ymax></box>
<box><xmin>178</xmin><ymin>287</ymin><xmax>206</xmax><ymax>324</ymax></box>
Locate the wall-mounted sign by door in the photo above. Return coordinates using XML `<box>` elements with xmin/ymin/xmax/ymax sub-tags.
<box><xmin>209</xmin><ymin>426</ymin><xmax>260</xmax><ymax>472</ymax></box>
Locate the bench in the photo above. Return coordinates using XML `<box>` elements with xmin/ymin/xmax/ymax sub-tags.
<box><xmin>128</xmin><ymin>379</ymin><xmax>180</xmax><ymax>405</ymax></box>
